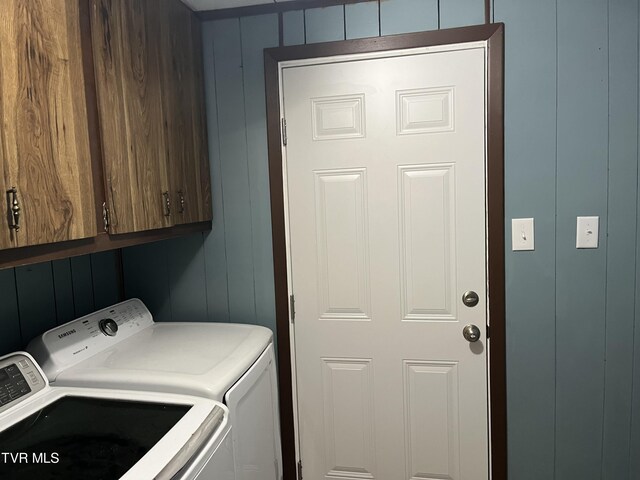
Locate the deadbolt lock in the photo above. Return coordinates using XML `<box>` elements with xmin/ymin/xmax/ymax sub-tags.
<box><xmin>462</xmin><ymin>290</ymin><xmax>479</xmax><ymax>307</ymax></box>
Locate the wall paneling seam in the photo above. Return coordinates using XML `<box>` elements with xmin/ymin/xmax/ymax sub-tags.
<box><xmin>553</xmin><ymin>0</ymin><xmax>559</xmax><ymax>476</ymax></box>
<box><xmin>208</xmin><ymin>25</ymin><xmax>232</xmax><ymax>322</ymax></box>
<box><xmin>600</xmin><ymin>0</ymin><xmax>611</xmax><ymax>473</ymax></box>
<box><xmin>11</xmin><ymin>269</ymin><xmax>22</xmax><ymax>342</ymax></box>
<box><xmin>631</xmin><ymin>1</ymin><xmax>640</xmax><ymax>476</ymax></box>
<box><xmin>50</xmin><ymin>262</ymin><xmax>61</xmax><ymax>326</ymax></box>
<box><xmin>239</xmin><ymin>17</ymin><xmax>260</xmax><ymax>324</ymax></box>
<box><xmin>303</xmin><ymin>9</ymin><xmax>307</xmax><ymax>43</ymax></box>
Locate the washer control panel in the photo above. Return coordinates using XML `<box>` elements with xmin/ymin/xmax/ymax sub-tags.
<box><xmin>28</xmin><ymin>299</ymin><xmax>154</xmax><ymax>375</ymax></box>
<box><xmin>0</xmin><ymin>353</ymin><xmax>46</xmax><ymax>415</ymax></box>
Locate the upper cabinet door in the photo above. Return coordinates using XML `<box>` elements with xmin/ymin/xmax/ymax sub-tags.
<box><xmin>158</xmin><ymin>0</ymin><xmax>212</xmax><ymax>225</ymax></box>
<box><xmin>91</xmin><ymin>0</ymin><xmax>171</xmax><ymax>234</ymax></box>
<box><xmin>0</xmin><ymin>0</ymin><xmax>97</xmax><ymax>249</ymax></box>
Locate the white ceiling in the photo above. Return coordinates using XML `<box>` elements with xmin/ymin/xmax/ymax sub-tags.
<box><xmin>181</xmin><ymin>0</ymin><xmax>297</xmax><ymax>11</ymax></box>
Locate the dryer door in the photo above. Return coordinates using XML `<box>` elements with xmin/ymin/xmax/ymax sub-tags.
<box><xmin>224</xmin><ymin>343</ymin><xmax>282</xmax><ymax>480</ymax></box>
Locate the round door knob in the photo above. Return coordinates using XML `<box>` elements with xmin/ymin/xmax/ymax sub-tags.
<box><xmin>462</xmin><ymin>290</ymin><xmax>479</xmax><ymax>307</ymax></box>
<box><xmin>99</xmin><ymin>318</ymin><xmax>118</xmax><ymax>337</ymax></box>
<box><xmin>463</xmin><ymin>324</ymin><xmax>481</xmax><ymax>342</ymax></box>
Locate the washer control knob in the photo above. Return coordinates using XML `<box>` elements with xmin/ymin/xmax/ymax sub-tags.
<box><xmin>99</xmin><ymin>318</ymin><xmax>118</xmax><ymax>337</ymax></box>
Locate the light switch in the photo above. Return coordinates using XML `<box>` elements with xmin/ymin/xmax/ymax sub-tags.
<box><xmin>512</xmin><ymin>218</ymin><xmax>534</xmax><ymax>251</ymax></box>
<box><xmin>576</xmin><ymin>216</ymin><xmax>599</xmax><ymax>248</ymax></box>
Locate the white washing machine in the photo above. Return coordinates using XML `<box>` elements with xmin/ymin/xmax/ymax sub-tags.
<box><xmin>0</xmin><ymin>352</ymin><xmax>235</xmax><ymax>479</ymax></box>
<box><xmin>28</xmin><ymin>298</ymin><xmax>282</xmax><ymax>480</ymax></box>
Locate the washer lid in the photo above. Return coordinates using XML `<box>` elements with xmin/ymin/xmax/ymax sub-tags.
<box><xmin>41</xmin><ymin>322</ymin><xmax>272</xmax><ymax>401</ymax></box>
<box><xmin>27</xmin><ymin>299</ymin><xmax>273</xmax><ymax>401</ymax></box>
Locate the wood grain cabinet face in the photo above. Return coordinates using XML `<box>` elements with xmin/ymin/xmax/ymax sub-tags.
<box><xmin>91</xmin><ymin>0</ymin><xmax>171</xmax><ymax>234</ymax></box>
<box><xmin>0</xmin><ymin>0</ymin><xmax>97</xmax><ymax>249</ymax></box>
<box><xmin>91</xmin><ymin>0</ymin><xmax>211</xmax><ymax>234</ymax></box>
<box><xmin>159</xmin><ymin>0</ymin><xmax>212</xmax><ymax>225</ymax></box>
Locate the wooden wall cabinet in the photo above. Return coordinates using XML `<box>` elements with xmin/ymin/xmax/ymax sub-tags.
<box><xmin>0</xmin><ymin>1</ymin><xmax>97</xmax><ymax>250</ymax></box>
<box><xmin>91</xmin><ymin>0</ymin><xmax>212</xmax><ymax>234</ymax></box>
<box><xmin>159</xmin><ymin>0</ymin><xmax>212</xmax><ymax>226</ymax></box>
<box><xmin>0</xmin><ymin>0</ymin><xmax>212</xmax><ymax>267</ymax></box>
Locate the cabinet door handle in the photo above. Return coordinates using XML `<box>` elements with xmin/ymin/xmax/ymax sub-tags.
<box><xmin>7</xmin><ymin>187</ymin><xmax>20</xmax><ymax>231</ymax></box>
<box><xmin>178</xmin><ymin>190</ymin><xmax>185</xmax><ymax>214</ymax></box>
<box><xmin>162</xmin><ymin>191</ymin><xmax>171</xmax><ymax>217</ymax></box>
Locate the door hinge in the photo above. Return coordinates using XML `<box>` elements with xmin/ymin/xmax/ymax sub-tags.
<box><xmin>289</xmin><ymin>294</ymin><xmax>296</xmax><ymax>323</ymax></box>
<box><xmin>102</xmin><ymin>201</ymin><xmax>110</xmax><ymax>232</ymax></box>
<box><xmin>486</xmin><ymin>325</ymin><xmax>490</xmax><ymax>339</ymax></box>
<box><xmin>281</xmin><ymin>118</ymin><xmax>287</xmax><ymax>146</ymax></box>
<box><xmin>297</xmin><ymin>460</ymin><xmax>303</xmax><ymax>480</ymax></box>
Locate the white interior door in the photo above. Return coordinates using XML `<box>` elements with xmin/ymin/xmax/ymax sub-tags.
<box><xmin>282</xmin><ymin>44</ymin><xmax>489</xmax><ymax>480</ymax></box>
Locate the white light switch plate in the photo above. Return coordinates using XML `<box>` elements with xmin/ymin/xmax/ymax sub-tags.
<box><xmin>576</xmin><ymin>216</ymin><xmax>599</xmax><ymax>248</ymax></box>
<box><xmin>512</xmin><ymin>218</ymin><xmax>534</xmax><ymax>251</ymax></box>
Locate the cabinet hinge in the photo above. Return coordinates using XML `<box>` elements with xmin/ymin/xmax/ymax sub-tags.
<box><xmin>7</xmin><ymin>187</ymin><xmax>20</xmax><ymax>232</ymax></box>
<box><xmin>281</xmin><ymin>118</ymin><xmax>287</xmax><ymax>146</ymax></box>
<box><xmin>297</xmin><ymin>460</ymin><xmax>303</xmax><ymax>480</ymax></box>
<box><xmin>289</xmin><ymin>294</ymin><xmax>296</xmax><ymax>323</ymax></box>
<box><xmin>486</xmin><ymin>325</ymin><xmax>490</xmax><ymax>339</ymax></box>
<box><xmin>102</xmin><ymin>201</ymin><xmax>110</xmax><ymax>232</ymax></box>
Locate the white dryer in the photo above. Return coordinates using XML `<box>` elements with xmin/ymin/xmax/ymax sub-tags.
<box><xmin>28</xmin><ymin>298</ymin><xmax>283</xmax><ymax>480</ymax></box>
<box><xmin>0</xmin><ymin>352</ymin><xmax>235</xmax><ymax>479</ymax></box>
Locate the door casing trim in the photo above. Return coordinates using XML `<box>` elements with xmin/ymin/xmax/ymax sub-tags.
<box><xmin>265</xmin><ymin>23</ymin><xmax>505</xmax><ymax>480</ymax></box>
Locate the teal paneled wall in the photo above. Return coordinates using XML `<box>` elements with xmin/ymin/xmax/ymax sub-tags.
<box><xmin>497</xmin><ymin>1</ymin><xmax>557</xmax><ymax>477</ymax></box>
<box><xmin>0</xmin><ymin>251</ymin><xmax>122</xmax><ymax>354</ymax></box>
<box><xmin>122</xmin><ymin>0</ymin><xmax>640</xmax><ymax>477</ymax></box>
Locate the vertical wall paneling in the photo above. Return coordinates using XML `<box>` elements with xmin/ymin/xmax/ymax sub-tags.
<box><xmin>123</xmin><ymin>242</ymin><xmax>172</xmax><ymax>323</ymax></box>
<box><xmin>493</xmin><ymin>0</ymin><xmax>558</xmax><ymax>478</ymax></box>
<box><xmin>201</xmin><ymin>21</ymin><xmax>231</xmax><ymax>323</ymax></box>
<box><xmin>212</xmin><ymin>19</ymin><xmax>257</xmax><ymax>324</ymax></box>
<box><xmin>304</xmin><ymin>6</ymin><xmax>345</xmax><ymax>44</ymax></box>
<box><xmin>240</xmin><ymin>14</ymin><xmax>279</xmax><ymax>332</ymax></box>
<box><xmin>633</xmin><ymin>304</ymin><xmax>640</xmax><ymax>475</ymax></box>
<box><xmin>0</xmin><ymin>269</ymin><xmax>21</xmax><ymax>354</ymax></box>
<box><xmin>70</xmin><ymin>255</ymin><xmax>95</xmax><ymax>317</ymax></box>
<box><xmin>14</xmin><ymin>264</ymin><xmax>57</xmax><ymax>344</ymax></box>
<box><xmin>282</xmin><ymin>10</ymin><xmax>305</xmax><ymax>46</ymax></box>
<box><xmin>602</xmin><ymin>1</ymin><xmax>639</xmax><ymax>478</ymax></box>
<box><xmin>90</xmin><ymin>251</ymin><xmax>121</xmax><ymax>310</ymax></box>
<box><xmin>345</xmin><ymin>1</ymin><xmax>379</xmax><ymax>39</ymax></box>
<box><xmin>51</xmin><ymin>259</ymin><xmax>76</xmax><ymax>325</ymax></box>
<box><xmin>379</xmin><ymin>0</ymin><xmax>438</xmax><ymax>36</ymax></box>
<box><xmin>632</xmin><ymin>241</ymin><xmax>640</xmax><ymax>476</ymax></box>
<box><xmin>555</xmin><ymin>0</ymin><xmax>609</xmax><ymax>477</ymax></box>
<box><xmin>0</xmin><ymin>251</ymin><xmax>124</xmax><ymax>356</ymax></box>
<box><xmin>439</xmin><ymin>0</ymin><xmax>485</xmax><ymax>28</ymax></box>
<box><xmin>631</xmin><ymin>1</ymin><xmax>640</xmax><ymax>475</ymax></box>
<box><xmin>167</xmin><ymin>234</ymin><xmax>209</xmax><ymax>321</ymax></box>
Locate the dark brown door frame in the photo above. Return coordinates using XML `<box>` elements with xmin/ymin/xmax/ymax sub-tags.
<box><xmin>265</xmin><ymin>23</ymin><xmax>505</xmax><ymax>480</ymax></box>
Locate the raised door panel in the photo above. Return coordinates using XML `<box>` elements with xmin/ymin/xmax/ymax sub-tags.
<box><xmin>158</xmin><ymin>0</ymin><xmax>211</xmax><ymax>225</ymax></box>
<box><xmin>0</xmin><ymin>0</ymin><xmax>97</xmax><ymax>249</ymax></box>
<box><xmin>90</xmin><ymin>0</ymin><xmax>170</xmax><ymax>234</ymax></box>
